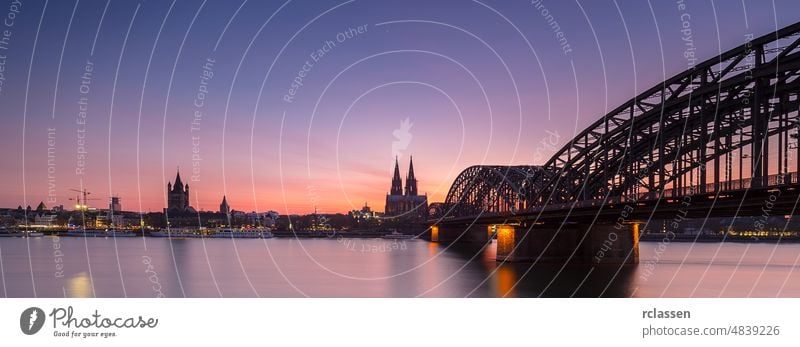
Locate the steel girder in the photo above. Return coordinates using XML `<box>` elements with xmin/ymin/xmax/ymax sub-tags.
<box><xmin>531</xmin><ymin>22</ymin><xmax>800</xmax><ymax>207</ymax></box>
<box><xmin>440</xmin><ymin>166</ymin><xmax>548</xmax><ymax>217</ymax></box>
<box><xmin>435</xmin><ymin>22</ymin><xmax>800</xmax><ymax>219</ymax></box>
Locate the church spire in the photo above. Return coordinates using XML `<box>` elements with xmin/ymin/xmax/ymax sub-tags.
<box><xmin>405</xmin><ymin>156</ymin><xmax>418</xmax><ymax>196</ymax></box>
<box><xmin>407</xmin><ymin>156</ymin><xmax>416</xmax><ymax>181</ymax></box>
<box><xmin>173</xmin><ymin>168</ymin><xmax>184</xmax><ymax>190</ymax></box>
<box><xmin>390</xmin><ymin>156</ymin><xmax>403</xmax><ymax>195</ymax></box>
<box><xmin>220</xmin><ymin>195</ymin><xmax>230</xmax><ymax>215</ymax></box>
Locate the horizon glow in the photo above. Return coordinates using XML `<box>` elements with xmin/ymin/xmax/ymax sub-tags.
<box><xmin>2</xmin><ymin>0</ymin><xmax>799</xmax><ymax>214</ymax></box>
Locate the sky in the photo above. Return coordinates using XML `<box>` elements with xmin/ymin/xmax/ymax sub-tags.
<box><xmin>1</xmin><ymin>0</ymin><xmax>800</xmax><ymax>214</ymax></box>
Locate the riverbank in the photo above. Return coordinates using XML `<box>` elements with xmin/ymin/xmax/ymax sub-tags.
<box><xmin>1</xmin><ymin>228</ymin><xmax>421</xmax><ymax>239</ymax></box>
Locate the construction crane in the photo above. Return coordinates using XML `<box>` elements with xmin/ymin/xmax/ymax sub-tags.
<box><xmin>68</xmin><ymin>188</ymin><xmax>99</xmax><ymax>211</ymax></box>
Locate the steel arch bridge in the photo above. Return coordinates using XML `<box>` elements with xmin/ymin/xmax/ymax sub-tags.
<box><xmin>437</xmin><ymin>22</ymin><xmax>800</xmax><ymax>220</ymax></box>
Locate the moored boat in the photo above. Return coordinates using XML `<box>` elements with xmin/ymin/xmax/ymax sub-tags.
<box><xmin>209</xmin><ymin>228</ymin><xmax>273</xmax><ymax>239</ymax></box>
<box><xmin>105</xmin><ymin>229</ymin><xmax>136</xmax><ymax>237</ymax></box>
<box><xmin>0</xmin><ymin>229</ymin><xmax>18</xmax><ymax>237</ymax></box>
<box><xmin>149</xmin><ymin>228</ymin><xmax>202</xmax><ymax>238</ymax></box>
<box><xmin>61</xmin><ymin>228</ymin><xmax>107</xmax><ymax>237</ymax></box>
<box><xmin>382</xmin><ymin>231</ymin><xmax>416</xmax><ymax>239</ymax></box>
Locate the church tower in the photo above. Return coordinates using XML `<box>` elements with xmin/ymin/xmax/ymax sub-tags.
<box><xmin>390</xmin><ymin>157</ymin><xmax>403</xmax><ymax>195</ymax></box>
<box><xmin>220</xmin><ymin>195</ymin><xmax>230</xmax><ymax>215</ymax></box>
<box><xmin>167</xmin><ymin>169</ymin><xmax>190</xmax><ymax>212</ymax></box>
<box><xmin>404</xmin><ymin>156</ymin><xmax>418</xmax><ymax>196</ymax></box>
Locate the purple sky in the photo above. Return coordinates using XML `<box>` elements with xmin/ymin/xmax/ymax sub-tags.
<box><xmin>1</xmin><ymin>0</ymin><xmax>799</xmax><ymax>213</ymax></box>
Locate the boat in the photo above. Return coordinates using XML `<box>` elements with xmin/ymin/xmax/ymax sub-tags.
<box><xmin>61</xmin><ymin>228</ymin><xmax>108</xmax><ymax>237</ymax></box>
<box><xmin>105</xmin><ymin>229</ymin><xmax>136</xmax><ymax>237</ymax></box>
<box><xmin>0</xmin><ymin>228</ymin><xmax>45</xmax><ymax>237</ymax></box>
<box><xmin>209</xmin><ymin>228</ymin><xmax>273</xmax><ymax>239</ymax></box>
<box><xmin>0</xmin><ymin>229</ymin><xmax>18</xmax><ymax>237</ymax></box>
<box><xmin>149</xmin><ymin>228</ymin><xmax>202</xmax><ymax>238</ymax></box>
<box><xmin>382</xmin><ymin>231</ymin><xmax>416</xmax><ymax>239</ymax></box>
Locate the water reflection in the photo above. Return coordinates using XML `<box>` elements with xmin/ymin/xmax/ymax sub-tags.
<box><xmin>66</xmin><ymin>271</ymin><xmax>94</xmax><ymax>298</ymax></box>
<box><xmin>434</xmin><ymin>241</ymin><xmax>636</xmax><ymax>297</ymax></box>
<box><xmin>495</xmin><ymin>266</ymin><xmax>517</xmax><ymax>297</ymax></box>
<box><xmin>0</xmin><ymin>237</ymin><xmax>797</xmax><ymax>297</ymax></box>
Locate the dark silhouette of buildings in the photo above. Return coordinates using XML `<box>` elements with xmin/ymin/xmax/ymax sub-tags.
<box><xmin>166</xmin><ymin>169</ymin><xmax>195</xmax><ymax>213</ymax></box>
<box><xmin>385</xmin><ymin>156</ymin><xmax>427</xmax><ymax>220</ymax></box>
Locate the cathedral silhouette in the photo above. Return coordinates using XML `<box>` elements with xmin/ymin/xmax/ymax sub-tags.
<box><xmin>385</xmin><ymin>156</ymin><xmax>428</xmax><ymax>220</ymax></box>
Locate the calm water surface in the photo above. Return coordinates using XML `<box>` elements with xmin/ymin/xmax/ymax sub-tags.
<box><xmin>0</xmin><ymin>236</ymin><xmax>799</xmax><ymax>297</ymax></box>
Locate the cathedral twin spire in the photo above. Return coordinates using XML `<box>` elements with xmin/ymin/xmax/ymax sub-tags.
<box><xmin>391</xmin><ymin>157</ymin><xmax>403</xmax><ymax>195</ymax></box>
<box><xmin>390</xmin><ymin>156</ymin><xmax>417</xmax><ymax>197</ymax></box>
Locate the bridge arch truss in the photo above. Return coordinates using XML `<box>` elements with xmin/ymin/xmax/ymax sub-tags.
<box><xmin>439</xmin><ymin>22</ymin><xmax>800</xmax><ymax>218</ymax></box>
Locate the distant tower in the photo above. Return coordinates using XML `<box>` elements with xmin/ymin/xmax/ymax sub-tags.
<box><xmin>404</xmin><ymin>156</ymin><xmax>418</xmax><ymax>196</ymax></box>
<box><xmin>362</xmin><ymin>202</ymin><xmax>371</xmax><ymax>213</ymax></box>
<box><xmin>390</xmin><ymin>157</ymin><xmax>403</xmax><ymax>195</ymax></box>
<box><xmin>110</xmin><ymin>196</ymin><xmax>122</xmax><ymax>212</ymax></box>
<box><xmin>167</xmin><ymin>169</ymin><xmax>190</xmax><ymax>212</ymax></box>
<box><xmin>220</xmin><ymin>195</ymin><xmax>230</xmax><ymax>215</ymax></box>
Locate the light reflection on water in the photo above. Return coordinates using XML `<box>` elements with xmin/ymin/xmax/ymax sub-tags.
<box><xmin>66</xmin><ymin>271</ymin><xmax>94</xmax><ymax>298</ymax></box>
<box><xmin>0</xmin><ymin>237</ymin><xmax>798</xmax><ymax>297</ymax></box>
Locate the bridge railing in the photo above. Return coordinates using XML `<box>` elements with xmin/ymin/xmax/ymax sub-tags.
<box><xmin>555</xmin><ymin>172</ymin><xmax>798</xmax><ymax>210</ymax></box>
<box><xmin>631</xmin><ymin>172</ymin><xmax>798</xmax><ymax>203</ymax></box>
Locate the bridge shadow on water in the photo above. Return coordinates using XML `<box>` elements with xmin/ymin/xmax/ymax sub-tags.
<box><xmin>437</xmin><ymin>242</ymin><xmax>636</xmax><ymax>298</ymax></box>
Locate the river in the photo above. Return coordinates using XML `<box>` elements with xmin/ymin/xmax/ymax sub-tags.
<box><xmin>0</xmin><ymin>236</ymin><xmax>798</xmax><ymax>297</ymax></box>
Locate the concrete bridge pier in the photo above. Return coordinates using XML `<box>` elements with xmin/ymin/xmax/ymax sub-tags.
<box><xmin>587</xmin><ymin>223</ymin><xmax>639</xmax><ymax>265</ymax></box>
<box><xmin>430</xmin><ymin>224</ymin><xmax>491</xmax><ymax>243</ymax></box>
<box><xmin>493</xmin><ymin>223</ymin><xmax>639</xmax><ymax>264</ymax></box>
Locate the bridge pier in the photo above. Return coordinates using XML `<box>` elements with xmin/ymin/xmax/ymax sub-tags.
<box><xmin>587</xmin><ymin>223</ymin><xmax>639</xmax><ymax>265</ymax></box>
<box><xmin>493</xmin><ymin>223</ymin><xmax>638</xmax><ymax>264</ymax></box>
<box><xmin>430</xmin><ymin>221</ymin><xmax>639</xmax><ymax>264</ymax></box>
<box><xmin>429</xmin><ymin>224</ymin><xmax>490</xmax><ymax>243</ymax></box>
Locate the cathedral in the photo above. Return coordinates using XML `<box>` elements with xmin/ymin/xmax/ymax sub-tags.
<box><xmin>166</xmin><ymin>170</ymin><xmax>195</xmax><ymax>214</ymax></box>
<box><xmin>385</xmin><ymin>156</ymin><xmax>428</xmax><ymax>220</ymax></box>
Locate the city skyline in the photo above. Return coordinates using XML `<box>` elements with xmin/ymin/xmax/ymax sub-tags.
<box><xmin>2</xmin><ymin>0</ymin><xmax>800</xmax><ymax>214</ymax></box>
